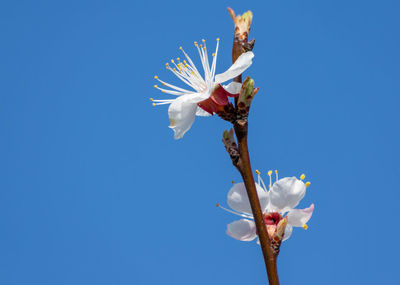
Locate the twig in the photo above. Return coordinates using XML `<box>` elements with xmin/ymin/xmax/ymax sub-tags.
<box><xmin>222</xmin><ymin>8</ymin><xmax>280</xmax><ymax>285</ymax></box>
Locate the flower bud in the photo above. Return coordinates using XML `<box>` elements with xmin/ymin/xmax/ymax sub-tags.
<box><xmin>237</xmin><ymin>77</ymin><xmax>259</xmax><ymax>119</ymax></box>
<box><xmin>228</xmin><ymin>8</ymin><xmax>253</xmax><ymax>43</ymax></box>
<box><xmin>228</xmin><ymin>8</ymin><xmax>254</xmax><ymax>63</ymax></box>
<box><xmin>222</xmin><ymin>129</ymin><xmax>235</xmax><ymax>144</ymax></box>
<box><xmin>222</xmin><ymin>129</ymin><xmax>239</xmax><ymax>164</ymax></box>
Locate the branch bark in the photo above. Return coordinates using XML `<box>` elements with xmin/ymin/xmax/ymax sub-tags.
<box><xmin>224</xmin><ymin>8</ymin><xmax>280</xmax><ymax>285</ymax></box>
<box><xmin>233</xmin><ymin>120</ymin><xmax>279</xmax><ymax>285</ymax></box>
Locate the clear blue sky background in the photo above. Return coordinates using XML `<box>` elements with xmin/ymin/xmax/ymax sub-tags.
<box><xmin>1</xmin><ymin>0</ymin><xmax>399</xmax><ymax>284</ymax></box>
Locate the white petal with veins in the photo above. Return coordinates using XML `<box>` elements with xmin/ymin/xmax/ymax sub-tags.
<box><xmin>226</xmin><ymin>219</ymin><xmax>257</xmax><ymax>241</ymax></box>
<box><xmin>269</xmin><ymin>177</ymin><xmax>306</xmax><ymax>213</ymax></box>
<box><xmin>227</xmin><ymin>182</ymin><xmax>269</xmax><ymax>216</ymax></box>
<box><xmin>168</xmin><ymin>92</ymin><xmax>208</xmax><ymax>139</ymax></box>
<box><xmin>214</xmin><ymin>51</ymin><xmax>254</xmax><ymax>83</ymax></box>
<box><xmin>287</xmin><ymin>204</ymin><xmax>314</xmax><ymax>227</ymax></box>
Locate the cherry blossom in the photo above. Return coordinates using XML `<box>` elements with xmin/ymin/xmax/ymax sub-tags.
<box><xmin>219</xmin><ymin>170</ymin><xmax>314</xmax><ymax>242</ymax></box>
<box><xmin>151</xmin><ymin>39</ymin><xmax>254</xmax><ymax>139</ymax></box>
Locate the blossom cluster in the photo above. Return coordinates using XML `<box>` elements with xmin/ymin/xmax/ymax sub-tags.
<box><xmin>151</xmin><ymin>34</ymin><xmax>314</xmax><ymax>244</ymax></box>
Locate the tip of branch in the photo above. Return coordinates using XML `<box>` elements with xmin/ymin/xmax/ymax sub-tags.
<box><xmin>227</xmin><ymin>7</ymin><xmax>236</xmax><ymax>21</ymax></box>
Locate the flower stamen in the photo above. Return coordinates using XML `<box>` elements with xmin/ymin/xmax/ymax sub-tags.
<box><xmin>217</xmin><ymin>203</ymin><xmax>253</xmax><ymax>219</ymax></box>
<box><xmin>256</xmin><ymin>170</ymin><xmax>268</xmax><ymax>192</ymax></box>
<box><xmin>268</xmin><ymin>170</ymin><xmax>272</xmax><ymax>189</ymax></box>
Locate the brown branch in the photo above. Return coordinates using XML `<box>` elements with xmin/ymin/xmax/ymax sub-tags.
<box><xmin>225</xmin><ymin>8</ymin><xmax>280</xmax><ymax>285</ymax></box>
<box><xmin>234</xmin><ymin>123</ymin><xmax>279</xmax><ymax>285</ymax></box>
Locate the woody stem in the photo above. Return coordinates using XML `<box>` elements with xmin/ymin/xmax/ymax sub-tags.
<box><xmin>226</xmin><ymin>7</ymin><xmax>280</xmax><ymax>284</ymax></box>
<box><xmin>233</xmin><ymin>120</ymin><xmax>279</xmax><ymax>285</ymax></box>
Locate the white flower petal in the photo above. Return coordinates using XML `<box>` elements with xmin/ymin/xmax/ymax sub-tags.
<box><xmin>214</xmin><ymin>51</ymin><xmax>254</xmax><ymax>84</ymax></box>
<box><xmin>282</xmin><ymin>224</ymin><xmax>293</xmax><ymax>241</ymax></box>
<box><xmin>168</xmin><ymin>93</ymin><xmax>207</xmax><ymax>139</ymax></box>
<box><xmin>287</xmin><ymin>204</ymin><xmax>314</xmax><ymax>227</ymax></box>
<box><xmin>269</xmin><ymin>177</ymin><xmax>306</xmax><ymax>213</ymax></box>
<box><xmin>222</xmin><ymin>82</ymin><xmax>242</xmax><ymax>94</ymax></box>
<box><xmin>195</xmin><ymin>107</ymin><xmax>212</xmax><ymax>117</ymax></box>
<box><xmin>227</xmin><ymin>182</ymin><xmax>269</xmax><ymax>216</ymax></box>
<box><xmin>226</xmin><ymin>219</ymin><xmax>257</xmax><ymax>241</ymax></box>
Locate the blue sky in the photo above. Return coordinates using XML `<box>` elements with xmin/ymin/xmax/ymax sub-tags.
<box><xmin>1</xmin><ymin>0</ymin><xmax>399</xmax><ymax>284</ymax></box>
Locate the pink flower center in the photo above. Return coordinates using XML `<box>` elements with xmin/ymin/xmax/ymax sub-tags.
<box><xmin>255</xmin><ymin>212</ymin><xmax>284</xmax><ymax>237</ymax></box>
<box><xmin>263</xmin><ymin>212</ymin><xmax>283</xmax><ymax>226</ymax></box>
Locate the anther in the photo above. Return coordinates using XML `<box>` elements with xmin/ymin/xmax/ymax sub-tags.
<box><xmin>194</xmin><ymin>41</ymin><xmax>198</xmax><ymax>46</ymax></box>
<box><xmin>232</xmin><ymin>181</ymin><xmax>235</xmax><ymax>184</ymax></box>
<box><xmin>302</xmin><ymin>224</ymin><xmax>308</xmax><ymax>230</ymax></box>
<box><xmin>268</xmin><ymin>170</ymin><xmax>272</xmax><ymax>176</ymax></box>
<box><xmin>256</xmin><ymin>170</ymin><xmax>260</xmax><ymax>175</ymax></box>
<box><xmin>216</xmin><ymin>202</ymin><xmax>220</xmax><ymax>207</ymax></box>
<box><xmin>150</xmin><ymin>98</ymin><xmax>153</xmax><ymax>101</ymax></box>
<box><xmin>161</xmin><ymin>90</ymin><xmax>165</xmax><ymax>93</ymax></box>
<box><xmin>154</xmin><ymin>75</ymin><xmax>158</xmax><ymax>79</ymax></box>
<box><xmin>152</xmin><ymin>103</ymin><xmax>156</xmax><ymax>107</ymax></box>
<box><xmin>216</xmin><ymin>38</ymin><xmax>220</xmax><ymax>41</ymax></box>
<box><xmin>202</xmin><ymin>39</ymin><xmax>205</xmax><ymax>42</ymax></box>
<box><xmin>154</xmin><ymin>85</ymin><xmax>158</xmax><ymax>88</ymax></box>
<box><xmin>176</xmin><ymin>57</ymin><xmax>180</xmax><ymax>61</ymax></box>
<box><xmin>300</xmin><ymin>174</ymin><xmax>306</xmax><ymax>180</ymax></box>
<box><xmin>212</xmin><ymin>53</ymin><xmax>216</xmax><ymax>56</ymax></box>
<box><xmin>179</xmin><ymin>46</ymin><xmax>182</xmax><ymax>50</ymax></box>
<box><xmin>171</xmin><ymin>59</ymin><xmax>174</xmax><ymax>63</ymax></box>
<box><xmin>165</xmin><ymin>63</ymin><xmax>169</xmax><ymax>66</ymax></box>
<box><xmin>305</xmin><ymin>182</ymin><xmax>311</xmax><ymax>187</ymax></box>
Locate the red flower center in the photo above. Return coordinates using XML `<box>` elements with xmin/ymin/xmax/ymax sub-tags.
<box><xmin>263</xmin><ymin>212</ymin><xmax>283</xmax><ymax>226</ymax></box>
<box><xmin>197</xmin><ymin>84</ymin><xmax>239</xmax><ymax>115</ymax></box>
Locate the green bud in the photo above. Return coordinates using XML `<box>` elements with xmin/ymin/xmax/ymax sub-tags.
<box><xmin>237</xmin><ymin>77</ymin><xmax>259</xmax><ymax>118</ymax></box>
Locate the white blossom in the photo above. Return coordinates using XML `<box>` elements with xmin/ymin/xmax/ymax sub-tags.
<box><xmin>151</xmin><ymin>39</ymin><xmax>254</xmax><ymax>139</ymax></box>
<box><xmin>219</xmin><ymin>170</ymin><xmax>314</xmax><ymax>242</ymax></box>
